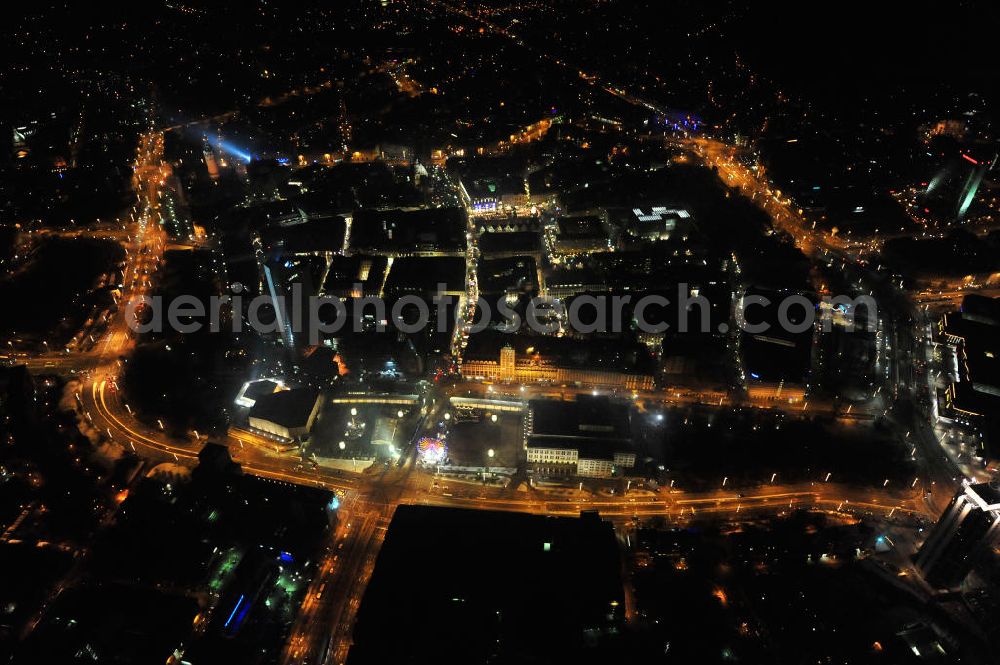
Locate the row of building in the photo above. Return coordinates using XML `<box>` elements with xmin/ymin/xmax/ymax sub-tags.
<box><xmin>461</xmin><ymin>343</ymin><xmax>655</xmax><ymax>392</ymax></box>
<box><xmin>524</xmin><ymin>396</ymin><xmax>637</xmax><ymax>479</ymax></box>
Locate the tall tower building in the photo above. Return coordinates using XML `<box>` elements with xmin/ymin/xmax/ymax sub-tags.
<box><xmin>263</xmin><ymin>261</ymin><xmax>297</xmax><ymax>352</ymax></box>
<box><xmin>915</xmin><ymin>483</ymin><xmax>1000</xmax><ymax>590</ymax></box>
<box><xmin>203</xmin><ymin>148</ymin><xmax>220</xmax><ymax>181</ymax></box>
<box><xmin>499</xmin><ymin>344</ymin><xmax>516</xmax><ymax>382</ymax></box>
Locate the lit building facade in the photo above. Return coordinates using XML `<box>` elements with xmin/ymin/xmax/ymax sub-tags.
<box><xmin>461</xmin><ymin>345</ymin><xmax>655</xmax><ymax>391</ymax></box>
<box><xmin>524</xmin><ymin>397</ymin><xmax>637</xmax><ymax>479</ymax></box>
<box><xmin>526</xmin><ymin>445</ymin><xmax>636</xmax><ymax>479</ymax></box>
<box><xmin>936</xmin><ymin>297</ymin><xmax>1000</xmax><ymax>430</ymax></box>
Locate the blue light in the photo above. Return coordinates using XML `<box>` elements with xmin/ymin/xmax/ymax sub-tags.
<box><xmin>224</xmin><ymin>595</ymin><xmax>245</xmax><ymax>628</ymax></box>
<box><xmin>279</xmin><ymin>551</ymin><xmax>294</xmax><ymax>563</ymax></box>
<box><xmin>211</xmin><ymin>137</ymin><xmax>253</xmax><ymax>163</ymax></box>
<box><xmin>750</xmin><ymin>372</ymin><xmax>760</xmax><ymax>379</ymax></box>
<box><xmin>329</xmin><ymin>495</ymin><xmax>340</xmax><ymax>511</ymax></box>
<box><xmin>233</xmin><ymin>599</ymin><xmax>251</xmax><ymax>630</ymax></box>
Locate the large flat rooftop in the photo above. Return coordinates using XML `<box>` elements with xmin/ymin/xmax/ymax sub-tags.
<box><xmin>348</xmin><ymin>505</ymin><xmax>623</xmax><ymax>665</ymax></box>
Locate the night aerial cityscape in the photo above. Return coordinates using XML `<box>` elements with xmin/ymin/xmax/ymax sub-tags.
<box><xmin>2</xmin><ymin>2</ymin><xmax>1000</xmax><ymax>664</ymax></box>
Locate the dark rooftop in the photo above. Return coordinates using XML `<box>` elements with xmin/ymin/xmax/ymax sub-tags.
<box><xmin>243</xmin><ymin>379</ymin><xmax>280</xmax><ymax>402</ymax></box>
<box><xmin>557</xmin><ymin>214</ymin><xmax>606</xmax><ymax>239</ymax></box>
<box><xmin>477</xmin><ymin>255</ymin><xmax>538</xmax><ymax>294</ymax></box>
<box><xmin>348</xmin><ymin>505</ymin><xmax>623</xmax><ymax>665</ymax></box>
<box><xmin>741</xmin><ymin>286</ymin><xmax>814</xmax><ymax>384</ymax></box>
<box><xmin>530</xmin><ymin>395</ymin><xmax>631</xmax><ymax>442</ymax></box>
<box><xmin>969</xmin><ymin>483</ymin><xmax>1000</xmax><ymax>509</ymax></box>
<box><xmin>383</xmin><ymin>256</ymin><xmax>466</xmax><ymax>295</ymax></box>
<box><xmin>322</xmin><ymin>254</ymin><xmax>388</xmax><ymax>297</ymax></box>
<box><xmin>260</xmin><ymin>216</ymin><xmax>347</xmax><ymax>254</ymax></box>
<box><xmin>350</xmin><ymin>207</ymin><xmax>466</xmax><ymax>254</ymax></box>
<box><xmin>249</xmin><ymin>388</ymin><xmax>320</xmax><ymax>428</ymax></box>
<box><xmin>478</xmin><ymin>231</ymin><xmax>542</xmax><ymax>257</ymax></box>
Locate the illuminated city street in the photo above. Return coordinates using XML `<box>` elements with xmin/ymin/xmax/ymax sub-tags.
<box><xmin>2</xmin><ymin>3</ymin><xmax>1000</xmax><ymax>664</ymax></box>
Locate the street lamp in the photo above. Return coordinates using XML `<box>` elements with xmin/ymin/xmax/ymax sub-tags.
<box><xmin>484</xmin><ymin>448</ymin><xmax>495</xmax><ymax>484</ymax></box>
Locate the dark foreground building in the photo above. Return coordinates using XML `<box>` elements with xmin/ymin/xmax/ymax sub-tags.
<box><xmin>348</xmin><ymin>506</ymin><xmax>624</xmax><ymax>665</ymax></box>
<box><xmin>915</xmin><ymin>483</ymin><xmax>1000</xmax><ymax>590</ymax></box>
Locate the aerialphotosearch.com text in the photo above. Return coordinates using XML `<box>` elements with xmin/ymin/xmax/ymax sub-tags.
<box><xmin>125</xmin><ymin>282</ymin><xmax>877</xmax><ymax>344</ymax></box>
